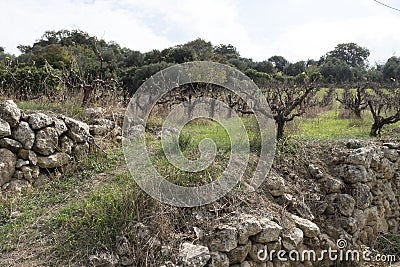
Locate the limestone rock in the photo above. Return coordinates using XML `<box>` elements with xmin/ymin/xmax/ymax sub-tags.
<box><xmin>0</xmin><ymin>100</ymin><xmax>21</xmax><ymax>128</ymax></box>
<box><xmin>33</xmin><ymin>127</ymin><xmax>59</xmax><ymax>156</ymax></box>
<box><xmin>0</xmin><ymin>148</ymin><xmax>16</xmax><ymax>186</ymax></box>
<box><xmin>290</xmin><ymin>214</ymin><xmax>320</xmax><ymax>238</ymax></box>
<box><xmin>281</xmin><ymin>227</ymin><xmax>303</xmax><ymax>251</ymax></box>
<box><xmin>335</xmin><ymin>194</ymin><xmax>355</xmax><ymax>217</ymax></box>
<box><xmin>347</xmin><ymin>183</ymin><xmax>371</xmax><ymax>209</ymax></box>
<box><xmin>308</xmin><ymin>164</ymin><xmax>324</xmax><ymax>179</ymax></box>
<box><xmin>0</xmin><ymin>138</ymin><xmax>22</xmax><ymax>153</ymax></box>
<box><xmin>15</xmin><ymin>159</ymin><xmax>29</xmax><ymax>169</ymax></box>
<box><xmin>37</xmin><ymin>152</ymin><xmax>71</xmax><ymax>168</ymax></box>
<box><xmin>2</xmin><ymin>178</ymin><xmax>31</xmax><ymax>194</ymax></box>
<box><xmin>63</xmin><ymin>116</ymin><xmax>90</xmax><ymax>142</ymax></box>
<box><xmin>334</xmin><ymin>164</ymin><xmax>369</xmax><ymax>184</ymax></box>
<box><xmin>265</xmin><ymin>174</ymin><xmax>286</xmax><ymax>197</ymax></box>
<box><xmin>237</xmin><ymin>214</ymin><xmax>262</xmax><ymax>244</ymax></box>
<box><xmin>59</xmin><ymin>135</ymin><xmax>74</xmax><ymax>154</ymax></box>
<box><xmin>209</xmin><ymin>225</ymin><xmax>237</xmax><ymax>252</ymax></box>
<box><xmin>53</xmin><ymin>118</ymin><xmax>68</xmax><ymax>135</ymax></box>
<box><xmin>83</xmin><ymin>107</ymin><xmax>104</xmax><ymax>120</ymax></box>
<box><xmin>207</xmin><ymin>252</ymin><xmax>229</xmax><ymax>267</ymax></box>
<box><xmin>227</xmin><ymin>241</ymin><xmax>251</xmax><ymax>264</ymax></box>
<box><xmin>90</xmin><ymin>118</ymin><xmax>115</xmax><ymax>136</ymax></box>
<box><xmin>0</xmin><ymin>118</ymin><xmax>11</xmax><ymax>138</ymax></box>
<box><xmin>21</xmin><ymin>165</ymin><xmax>40</xmax><ymax>181</ymax></box>
<box><xmin>28</xmin><ymin>113</ymin><xmax>52</xmax><ymax>130</ymax></box>
<box><xmin>382</xmin><ymin>142</ymin><xmax>400</xmax><ymax>149</ymax></box>
<box><xmin>346</xmin><ymin>139</ymin><xmax>362</xmax><ymax>149</ymax></box>
<box><xmin>318</xmin><ymin>176</ymin><xmax>344</xmax><ymax>193</ymax></box>
<box><xmin>254</xmin><ymin>218</ymin><xmax>282</xmax><ymax>243</ymax></box>
<box><xmin>13</xmin><ymin>121</ymin><xmax>35</xmax><ymax>149</ymax></box>
<box><xmin>179</xmin><ymin>242</ymin><xmax>210</xmax><ymax>267</ymax></box>
<box><xmin>339</xmin><ymin>217</ymin><xmax>358</xmax><ymax>234</ymax></box>
<box><xmin>346</xmin><ymin>147</ymin><xmax>376</xmax><ymax>168</ymax></box>
<box><xmin>383</xmin><ymin>147</ymin><xmax>399</xmax><ymax>162</ymax></box>
<box><xmin>18</xmin><ymin>149</ymin><xmax>38</xmax><ymax>165</ymax></box>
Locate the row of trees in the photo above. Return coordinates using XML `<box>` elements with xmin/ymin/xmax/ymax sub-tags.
<box><xmin>1</xmin><ymin>30</ymin><xmax>399</xmax><ymax>139</ymax></box>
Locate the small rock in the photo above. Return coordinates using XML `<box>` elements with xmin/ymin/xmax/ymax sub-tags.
<box><xmin>207</xmin><ymin>251</ymin><xmax>229</xmax><ymax>267</ymax></box>
<box><xmin>339</xmin><ymin>217</ymin><xmax>358</xmax><ymax>234</ymax></box>
<box><xmin>265</xmin><ymin>174</ymin><xmax>286</xmax><ymax>197</ymax></box>
<box><xmin>53</xmin><ymin>118</ymin><xmax>68</xmax><ymax>135</ymax></box>
<box><xmin>281</xmin><ymin>227</ymin><xmax>303</xmax><ymax>251</ymax></box>
<box><xmin>2</xmin><ymin>178</ymin><xmax>31</xmax><ymax>194</ymax></box>
<box><xmin>16</xmin><ymin>159</ymin><xmax>29</xmax><ymax>169</ymax></box>
<box><xmin>347</xmin><ymin>183</ymin><xmax>371</xmax><ymax>209</ymax></box>
<box><xmin>37</xmin><ymin>152</ymin><xmax>71</xmax><ymax>168</ymax></box>
<box><xmin>248</xmin><ymin>243</ymin><xmax>267</xmax><ymax>263</ymax></box>
<box><xmin>83</xmin><ymin>107</ymin><xmax>104</xmax><ymax>119</ymax></box>
<box><xmin>318</xmin><ymin>176</ymin><xmax>344</xmax><ymax>193</ymax></box>
<box><xmin>346</xmin><ymin>139</ymin><xmax>361</xmax><ymax>149</ymax></box>
<box><xmin>237</xmin><ymin>214</ymin><xmax>262</xmax><ymax>244</ymax></box>
<box><xmin>179</xmin><ymin>242</ymin><xmax>210</xmax><ymax>267</ymax></box>
<box><xmin>21</xmin><ymin>165</ymin><xmax>40</xmax><ymax>181</ymax></box>
<box><xmin>335</xmin><ymin>194</ymin><xmax>355</xmax><ymax>217</ymax></box>
<box><xmin>63</xmin><ymin>116</ymin><xmax>90</xmax><ymax>143</ymax></box>
<box><xmin>13</xmin><ymin>121</ymin><xmax>35</xmax><ymax>149</ymax></box>
<box><xmin>227</xmin><ymin>241</ymin><xmax>251</xmax><ymax>264</ymax></box>
<box><xmin>59</xmin><ymin>135</ymin><xmax>74</xmax><ymax>154</ymax></box>
<box><xmin>0</xmin><ymin>118</ymin><xmax>11</xmax><ymax>138</ymax></box>
<box><xmin>382</xmin><ymin>142</ymin><xmax>400</xmax><ymax>149</ymax></box>
<box><xmin>0</xmin><ymin>148</ymin><xmax>17</xmax><ymax>186</ymax></box>
<box><xmin>12</xmin><ymin>170</ymin><xmax>24</xmax><ymax>179</ymax></box>
<box><xmin>28</xmin><ymin>113</ymin><xmax>52</xmax><ymax>130</ymax></box>
<box><xmin>334</xmin><ymin>164</ymin><xmax>369</xmax><ymax>184</ymax></box>
<box><xmin>209</xmin><ymin>225</ymin><xmax>237</xmax><ymax>252</ymax></box>
<box><xmin>308</xmin><ymin>164</ymin><xmax>324</xmax><ymax>179</ymax></box>
<box><xmin>254</xmin><ymin>218</ymin><xmax>282</xmax><ymax>243</ymax></box>
<box><xmin>18</xmin><ymin>149</ymin><xmax>38</xmax><ymax>165</ymax></box>
<box><xmin>33</xmin><ymin>127</ymin><xmax>59</xmax><ymax>156</ymax></box>
<box><xmin>290</xmin><ymin>214</ymin><xmax>320</xmax><ymax>238</ymax></box>
<box><xmin>0</xmin><ymin>138</ymin><xmax>23</xmax><ymax>153</ymax></box>
<box><xmin>0</xmin><ymin>100</ymin><xmax>21</xmax><ymax>128</ymax></box>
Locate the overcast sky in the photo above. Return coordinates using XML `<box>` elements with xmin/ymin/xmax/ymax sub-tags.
<box><xmin>1</xmin><ymin>0</ymin><xmax>399</xmax><ymax>65</ymax></box>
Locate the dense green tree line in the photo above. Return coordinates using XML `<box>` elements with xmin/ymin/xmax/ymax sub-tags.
<box><xmin>1</xmin><ymin>30</ymin><xmax>399</xmax><ymax>138</ymax></box>
<box><xmin>1</xmin><ymin>29</ymin><xmax>399</xmax><ymax>103</ymax></box>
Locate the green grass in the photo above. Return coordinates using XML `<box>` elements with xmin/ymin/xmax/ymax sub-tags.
<box><xmin>295</xmin><ymin>109</ymin><xmax>372</xmax><ymax>139</ymax></box>
<box><xmin>16</xmin><ymin>100</ymin><xmax>84</xmax><ymax>118</ymax></box>
<box><xmin>291</xmin><ymin>97</ymin><xmax>400</xmax><ymax>139</ymax></box>
<box><xmin>0</xmin><ymin>145</ymin><xmax>124</xmax><ymax>261</ymax></box>
<box><xmin>374</xmin><ymin>233</ymin><xmax>400</xmax><ymax>260</ymax></box>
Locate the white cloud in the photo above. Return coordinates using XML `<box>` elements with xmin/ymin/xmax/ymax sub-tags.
<box><xmin>0</xmin><ymin>0</ymin><xmax>399</xmax><ymax>65</ymax></box>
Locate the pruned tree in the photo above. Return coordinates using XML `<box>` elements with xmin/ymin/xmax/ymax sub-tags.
<box><xmin>336</xmin><ymin>82</ymin><xmax>368</xmax><ymax>118</ymax></box>
<box><xmin>263</xmin><ymin>75</ymin><xmax>319</xmax><ymax>140</ymax></box>
<box><xmin>366</xmin><ymin>84</ymin><xmax>400</xmax><ymax>136</ymax></box>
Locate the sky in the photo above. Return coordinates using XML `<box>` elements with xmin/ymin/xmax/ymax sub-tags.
<box><xmin>0</xmin><ymin>0</ymin><xmax>400</xmax><ymax>65</ymax></box>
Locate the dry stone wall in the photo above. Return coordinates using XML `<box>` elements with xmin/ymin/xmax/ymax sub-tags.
<box><xmin>171</xmin><ymin>141</ymin><xmax>400</xmax><ymax>267</ymax></box>
<box><xmin>0</xmin><ymin>100</ymin><xmax>92</xmax><ymax>192</ymax></box>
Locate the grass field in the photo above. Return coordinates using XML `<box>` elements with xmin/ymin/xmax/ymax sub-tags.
<box><xmin>1</xmin><ymin>93</ymin><xmax>400</xmax><ymax>265</ymax></box>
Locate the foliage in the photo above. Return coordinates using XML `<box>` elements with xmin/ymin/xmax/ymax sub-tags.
<box><xmin>325</xmin><ymin>42</ymin><xmax>370</xmax><ymax>68</ymax></box>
